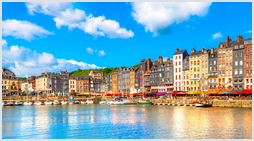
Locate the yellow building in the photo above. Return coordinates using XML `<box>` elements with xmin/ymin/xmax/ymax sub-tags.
<box><xmin>35</xmin><ymin>73</ymin><xmax>48</xmax><ymax>93</ymax></box>
<box><xmin>200</xmin><ymin>48</ymin><xmax>209</xmax><ymax>91</ymax></box>
<box><xmin>69</xmin><ymin>75</ymin><xmax>77</xmax><ymax>93</ymax></box>
<box><xmin>130</xmin><ymin>67</ymin><xmax>136</xmax><ymax>93</ymax></box>
<box><xmin>189</xmin><ymin>48</ymin><xmax>209</xmax><ymax>91</ymax></box>
<box><xmin>182</xmin><ymin>70</ymin><xmax>190</xmax><ymax>91</ymax></box>
<box><xmin>112</xmin><ymin>71</ymin><xmax>118</xmax><ymax>94</ymax></box>
<box><xmin>9</xmin><ymin>77</ymin><xmax>19</xmax><ymax>95</ymax></box>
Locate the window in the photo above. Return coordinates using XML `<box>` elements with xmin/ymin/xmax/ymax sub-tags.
<box><xmin>179</xmin><ymin>68</ymin><xmax>181</xmax><ymax>72</ymax></box>
<box><xmin>206</xmin><ymin>56</ymin><xmax>207</xmax><ymax>59</ymax></box>
<box><xmin>247</xmin><ymin>62</ymin><xmax>249</xmax><ymax>68</ymax></box>
<box><xmin>210</xmin><ymin>61</ymin><xmax>212</xmax><ymax>65</ymax></box>
<box><xmin>214</xmin><ymin>61</ymin><xmax>216</xmax><ymax>65</ymax></box>
<box><xmin>235</xmin><ymin>61</ymin><xmax>238</xmax><ymax>66</ymax></box>
<box><xmin>230</xmin><ymin>71</ymin><xmax>232</xmax><ymax>75</ymax></box>
<box><xmin>247</xmin><ymin>47</ymin><xmax>249</xmax><ymax>52</ymax></box>
<box><xmin>219</xmin><ymin>51</ymin><xmax>221</xmax><ymax>54</ymax></box>
<box><xmin>175</xmin><ymin>75</ymin><xmax>177</xmax><ymax>80</ymax></box>
<box><xmin>246</xmin><ymin>70</ymin><xmax>249</xmax><ymax>74</ymax></box>
<box><xmin>235</xmin><ymin>53</ymin><xmax>238</xmax><ymax>57</ymax></box>
<box><xmin>179</xmin><ymin>56</ymin><xmax>181</xmax><ymax>59</ymax></box>
<box><xmin>175</xmin><ymin>62</ymin><xmax>177</xmax><ymax>66</ymax></box>
<box><xmin>175</xmin><ymin>68</ymin><xmax>177</xmax><ymax>73</ymax></box>
<box><xmin>223</xmin><ymin>50</ymin><xmax>225</xmax><ymax>54</ymax></box>
<box><xmin>175</xmin><ymin>56</ymin><xmax>177</xmax><ymax>60</ymax></box>
<box><xmin>240</xmin><ymin>45</ymin><xmax>244</xmax><ymax>48</ymax></box>
<box><xmin>246</xmin><ymin>55</ymin><xmax>249</xmax><ymax>59</ymax></box>
<box><xmin>235</xmin><ymin>45</ymin><xmax>238</xmax><ymax>49</ymax></box>
<box><xmin>226</xmin><ymin>71</ymin><xmax>228</xmax><ymax>76</ymax></box>
<box><xmin>240</xmin><ymin>52</ymin><xmax>243</xmax><ymax>57</ymax></box>
<box><xmin>179</xmin><ymin>62</ymin><xmax>181</xmax><ymax>65</ymax></box>
<box><xmin>210</xmin><ymin>67</ymin><xmax>212</xmax><ymax>71</ymax></box>
<box><xmin>240</xmin><ymin>61</ymin><xmax>243</xmax><ymax>65</ymax></box>
<box><xmin>179</xmin><ymin>75</ymin><xmax>181</xmax><ymax>80</ymax></box>
<box><xmin>235</xmin><ymin>70</ymin><xmax>238</xmax><ymax>75</ymax></box>
<box><xmin>239</xmin><ymin>69</ymin><xmax>243</xmax><ymax>74</ymax></box>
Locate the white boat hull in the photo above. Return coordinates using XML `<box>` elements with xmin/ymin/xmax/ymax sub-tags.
<box><xmin>81</xmin><ymin>101</ymin><xmax>86</xmax><ymax>104</ymax></box>
<box><xmin>61</xmin><ymin>101</ymin><xmax>68</xmax><ymax>105</ymax></box>
<box><xmin>34</xmin><ymin>102</ymin><xmax>42</xmax><ymax>105</ymax></box>
<box><xmin>99</xmin><ymin>101</ymin><xmax>106</xmax><ymax>104</ymax></box>
<box><xmin>44</xmin><ymin>102</ymin><xmax>52</xmax><ymax>105</ymax></box>
<box><xmin>23</xmin><ymin>102</ymin><xmax>32</xmax><ymax>106</ymax></box>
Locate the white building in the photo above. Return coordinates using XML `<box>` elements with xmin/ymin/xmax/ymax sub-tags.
<box><xmin>173</xmin><ymin>48</ymin><xmax>189</xmax><ymax>91</ymax></box>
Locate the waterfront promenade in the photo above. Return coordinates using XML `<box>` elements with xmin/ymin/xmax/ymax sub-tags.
<box><xmin>2</xmin><ymin>95</ymin><xmax>252</xmax><ymax>108</ymax></box>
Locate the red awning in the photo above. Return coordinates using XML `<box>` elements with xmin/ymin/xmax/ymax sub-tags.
<box><xmin>242</xmin><ymin>90</ymin><xmax>252</xmax><ymax>94</ymax></box>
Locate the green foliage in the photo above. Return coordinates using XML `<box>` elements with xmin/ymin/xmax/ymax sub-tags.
<box><xmin>18</xmin><ymin>77</ymin><xmax>27</xmax><ymax>80</ymax></box>
<box><xmin>71</xmin><ymin>67</ymin><xmax>116</xmax><ymax>76</ymax></box>
<box><xmin>132</xmin><ymin>64</ymin><xmax>139</xmax><ymax>68</ymax></box>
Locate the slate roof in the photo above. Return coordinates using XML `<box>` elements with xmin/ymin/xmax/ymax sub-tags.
<box><xmin>173</xmin><ymin>50</ymin><xmax>186</xmax><ymax>55</ymax></box>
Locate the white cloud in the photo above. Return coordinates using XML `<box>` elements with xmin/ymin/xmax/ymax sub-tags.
<box><xmin>2</xmin><ymin>39</ymin><xmax>7</xmax><ymax>47</ymax></box>
<box><xmin>95</xmin><ymin>49</ymin><xmax>98</xmax><ymax>52</ymax></box>
<box><xmin>2</xmin><ymin>40</ymin><xmax>102</xmax><ymax>77</ymax></box>
<box><xmin>26</xmin><ymin>2</ymin><xmax>72</xmax><ymax>16</ymax></box>
<box><xmin>78</xmin><ymin>15</ymin><xmax>134</xmax><ymax>38</ymax></box>
<box><xmin>86</xmin><ymin>47</ymin><xmax>93</xmax><ymax>54</ymax></box>
<box><xmin>212</xmin><ymin>32</ymin><xmax>222</xmax><ymax>40</ymax></box>
<box><xmin>2</xmin><ymin>19</ymin><xmax>53</xmax><ymax>41</ymax></box>
<box><xmin>246</xmin><ymin>30</ymin><xmax>252</xmax><ymax>33</ymax></box>
<box><xmin>98</xmin><ymin>50</ymin><xmax>106</xmax><ymax>57</ymax></box>
<box><xmin>53</xmin><ymin>8</ymin><xmax>86</xmax><ymax>29</ymax></box>
<box><xmin>38</xmin><ymin>52</ymin><xmax>57</xmax><ymax>65</ymax></box>
<box><xmin>131</xmin><ymin>2</ymin><xmax>212</xmax><ymax>36</ymax></box>
<box><xmin>26</xmin><ymin>2</ymin><xmax>134</xmax><ymax>39</ymax></box>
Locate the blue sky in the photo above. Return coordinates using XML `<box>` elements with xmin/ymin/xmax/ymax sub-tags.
<box><xmin>2</xmin><ymin>2</ymin><xmax>252</xmax><ymax>77</ymax></box>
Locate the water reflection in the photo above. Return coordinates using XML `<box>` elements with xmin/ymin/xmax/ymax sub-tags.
<box><xmin>2</xmin><ymin>105</ymin><xmax>252</xmax><ymax>139</ymax></box>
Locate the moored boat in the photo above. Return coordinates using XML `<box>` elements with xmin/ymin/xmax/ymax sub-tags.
<box><xmin>137</xmin><ymin>99</ymin><xmax>152</xmax><ymax>105</ymax></box>
<box><xmin>74</xmin><ymin>101</ymin><xmax>80</xmax><ymax>104</ymax></box>
<box><xmin>61</xmin><ymin>101</ymin><xmax>68</xmax><ymax>105</ymax></box>
<box><xmin>5</xmin><ymin>101</ymin><xmax>13</xmax><ymax>106</ymax></box>
<box><xmin>34</xmin><ymin>101</ymin><xmax>42</xmax><ymax>105</ymax></box>
<box><xmin>2</xmin><ymin>100</ymin><xmax>4</xmax><ymax>106</ymax></box>
<box><xmin>196</xmin><ymin>102</ymin><xmax>213</xmax><ymax>107</ymax></box>
<box><xmin>86</xmin><ymin>98</ymin><xmax>94</xmax><ymax>104</ymax></box>
<box><xmin>44</xmin><ymin>100</ymin><xmax>52</xmax><ymax>105</ymax></box>
<box><xmin>53</xmin><ymin>100</ymin><xmax>60</xmax><ymax>105</ymax></box>
<box><xmin>99</xmin><ymin>100</ymin><xmax>107</xmax><ymax>104</ymax></box>
<box><xmin>23</xmin><ymin>101</ymin><xmax>32</xmax><ymax>106</ymax></box>
<box><xmin>14</xmin><ymin>101</ymin><xmax>22</xmax><ymax>106</ymax></box>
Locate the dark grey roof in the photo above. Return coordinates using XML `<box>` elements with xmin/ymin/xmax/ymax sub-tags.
<box><xmin>173</xmin><ymin>50</ymin><xmax>186</xmax><ymax>55</ymax></box>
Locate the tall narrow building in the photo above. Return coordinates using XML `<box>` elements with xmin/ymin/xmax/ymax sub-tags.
<box><xmin>173</xmin><ymin>48</ymin><xmax>189</xmax><ymax>91</ymax></box>
<box><xmin>244</xmin><ymin>39</ymin><xmax>252</xmax><ymax>89</ymax></box>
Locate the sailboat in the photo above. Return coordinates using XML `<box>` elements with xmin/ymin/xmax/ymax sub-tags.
<box><xmin>34</xmin><ymin>94</ymin><xmax>42</xmax><ymax>105</ymax></box>
<box><xmin>61</xmin><ymin>97</ymin><xmax>68</xmax><ymax>105</ymax></box>
<box><xmin>53</xmin><ymin>92</ymin><xmax>60</xmax><ymax>105</ymax></box>
<box><xmin>195</xmin><ymin>80</ymin><xmax>213</xmax><ymax>107</ymax></box>
<box><xmin>14</xmin><ymin>93</ymin><xmax>22</xmax><ymax>106</ymax></box>
<box><xmin>68</xmin><ymin>96</ymin><xmax>74</xmax><ymax>104</ymax></box>
<box><xmin>23</xmin><ymin>78</ymin><xmax>32</xmax><ymax>106</ymax></box>
<box><xmin>137</xmin><ymin>71</ymin><xmax>151</xmax><ymax>105</ymax></box>
<box><xmin>86</xmin><ymin>98</ymin><xmax>94</xmax><ymax>104</ymax></box>
<box><xmin>81</xmin><ymin>93</ymin><xmax>86</xmax><ymax>104</ymax></box>
<box><xmin>74</xmin><ymin>97</ymin><xmax>80</xmax><ymax>104</ymax></box>
<box><xmin>44</xmin><ymin>97</ymin><xmax>52</xmax><ymax>105</ymax></box>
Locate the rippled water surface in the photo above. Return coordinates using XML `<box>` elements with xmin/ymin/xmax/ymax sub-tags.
<box><xmin>2</xmin><ymin>105</ymin><xmax>252</xmax><ymax>139</ymax></box>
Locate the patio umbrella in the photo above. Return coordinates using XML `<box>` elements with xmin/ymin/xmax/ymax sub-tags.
<box><xmin>218</xmin><ymin>91</ymin><xmax>230</xmax><ymax>95</ymax></box>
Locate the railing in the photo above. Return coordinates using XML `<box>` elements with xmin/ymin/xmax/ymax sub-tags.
<box><xmin>208</xmin><ymin>75</ymin><xmax>217</xmax><ymax>78</ymax></box>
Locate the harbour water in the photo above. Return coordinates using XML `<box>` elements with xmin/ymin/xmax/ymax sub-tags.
<box><xmin>2</xmin><ymin>105</ymin><xmax>252</xmax><ymax>139</ymax></box>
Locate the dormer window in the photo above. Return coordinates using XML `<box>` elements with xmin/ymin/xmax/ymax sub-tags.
<box><xmin>235</xmin><ymin>45</ymin><xmax>238</xmax><ymax>49</ymax></box>
<box><xmin>240</xmin><ymin>45</ymin><xmax>244</xmax><ymax>48</ymax></box>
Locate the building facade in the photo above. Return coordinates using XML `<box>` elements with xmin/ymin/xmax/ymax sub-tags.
<box><xmin>244</xmin><ymin>39</ymin><xmax>252</xmax><ymax>89</ymax></box>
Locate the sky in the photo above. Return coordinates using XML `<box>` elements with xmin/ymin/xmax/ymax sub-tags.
<box><xmin>2</xmin><ymin>2</ymin><xmax>252</xmax><ymax>77</ymax></box>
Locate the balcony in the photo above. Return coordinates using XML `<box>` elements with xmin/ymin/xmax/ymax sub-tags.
<box><xmin>208</xmin><ymin>75</ymin><xmax>217</xmax><ymax>78</ymax></box>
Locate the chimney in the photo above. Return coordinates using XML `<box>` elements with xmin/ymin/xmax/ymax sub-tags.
<box><xmin>175</xmin><ymin>48</ymin><xmax>179</xmax><ymax>53</ymax></box>
<box><xmin>211</xmin><ymin>47</ymin><xmax>214</xmax><ymax>54</ymax></box>
<box><xmin>237</xmin><ymin>35</ymin><xmax>243</xmax><ymax>42</ymax></box>
<box><xmin>226</xmin><ymin>36</ymin><xmax>232</xmax><ymax>47</ymax></box>
<box><xmin>191</xmin><ymin>48</ymin><xmax>196</xmax><ymax>54</ymax></box>
<box><xmin>202</xmin><ymin>48</ymin><xmax>205</xmax><ymax>52</ymax></box>
<box><xmin>158</xmin><ymin>56</ymin><xmax>163</xmax><ymax>63</ymax></box>
<box><xmin>147</xmin><ymin>58</ymin><xmax>151</xmax><ymax>71</ymax></box>
<box><xmin>167</xmin><ymin>58</ymin><xmax>170</xmax><ymax>62</ymax></box>
<box><xmin>65</xmin><ymin>70</ymin><xmax>67</xmax><ymax>73</ymax></box>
